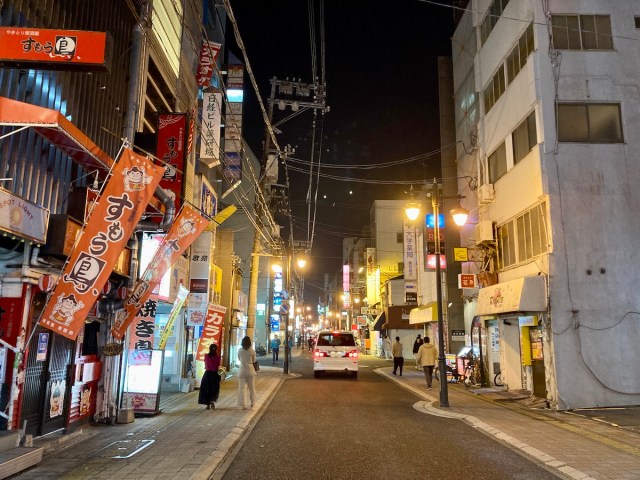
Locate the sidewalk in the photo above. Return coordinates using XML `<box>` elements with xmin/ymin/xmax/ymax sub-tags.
<box><xmin>378</xmin><ymin>364</ymin><xmax>640</xmax><ymax>480</ymax></box>
<box><xmin>24</xmin><ymin>363</ymin><xmax>289</xmax><ymax>480</ymax></box>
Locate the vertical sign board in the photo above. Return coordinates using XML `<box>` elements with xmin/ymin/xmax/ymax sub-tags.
<box><xmin>128</xmin><ymin>295</ymin><xmax>158</xmax><ymax>366</ymax></box>
<box><xmin>199</xmin><ymin>91</ymin><xmax>222</xmax><ymax>167</ymax></box>
<box><xmin>195</xmin><ymin>304</ymin><xmax>226</xmax><ymax>384</ymax></box>
<box><xmin>196</xmin><ymin>40</ymin><xmax>221</xmax><ymax>87</ymax></box>
<box><xmin>222</xmin><ymin>65</ymin><xmax>244</xmax><ymax>195</ymax></box>
<box><xmin>0</xmin><ymin>297</ymin><xmax>23</xmax><ymax>385</ymax></box>
<box><xmin>157</xmin><ymin>113</ymin><xmax>186</xmax><ymax>217</ymax></box>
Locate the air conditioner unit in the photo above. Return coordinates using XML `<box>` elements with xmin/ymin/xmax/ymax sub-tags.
<box><xmin>475</xmin><ymin>220</ymin><xmax>495</xmax><ymax>245</ymax></box>
<box><xmin>478</xmin><ymin>183</ymin><xmax>495</xmax><ymax>204</ymax></box>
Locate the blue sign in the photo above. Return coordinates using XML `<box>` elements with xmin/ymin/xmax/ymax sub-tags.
<box><xmin>426</xmin><ymin>213</ymin><xmax>445</xmax><ymax>229</ymax></box>
<box><xmin>36</xmin><ymin>333</ymin><xmax>49</xmax><ymax>361</ymax></box>
<box><xmin>280</xmin><ymin>303</ymin><xmax>289</xmax><ymax>315</ymax></box>
<box><xmin>270</xmin><ymin>314</ymin><xmax>280</xmax><ymax>332</ymax></box>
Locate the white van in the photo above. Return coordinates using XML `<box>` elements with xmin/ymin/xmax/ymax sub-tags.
<box><xmin>313</xmin><ymin>330</ymin><xmax>359</xmax><ymax>378</ymax></box>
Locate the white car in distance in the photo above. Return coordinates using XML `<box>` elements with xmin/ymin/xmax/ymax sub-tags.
<box><xmin>313</xmin><ymin>330</ymin><xmax>359</xmax><ymax>379</ymax></box>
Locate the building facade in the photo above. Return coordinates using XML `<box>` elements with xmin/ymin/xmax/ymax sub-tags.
<box><xmin>452</xmin><ymin>0</ymin><xmax>640</xmax><ymax>409</ymax></box>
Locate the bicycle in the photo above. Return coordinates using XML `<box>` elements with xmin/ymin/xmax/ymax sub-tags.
<box><xmin>494</xmin><ymin>370</ymin><xmax>504</xmax><ymax>387</ymax></box>
<box><xmin>463</xmin><ymin>358</ymin><xmax>480</xmax><ymax>387</ymax></box>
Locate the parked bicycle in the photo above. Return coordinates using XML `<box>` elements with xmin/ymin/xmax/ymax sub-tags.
<box><xmin>494</xmin><ymin>369</ymin><xmax>504</xmax><ymax>387</ymax></box>
<box><xmin>463</xmin><ymin>355</ymin><xmax>481</xmax><ymax>387</ymax></box>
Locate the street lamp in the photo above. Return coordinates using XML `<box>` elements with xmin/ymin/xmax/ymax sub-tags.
<box><xmin>405</xmin><ymin>179</ymin><xmax>467</xmax><ymax>408</ymax></box>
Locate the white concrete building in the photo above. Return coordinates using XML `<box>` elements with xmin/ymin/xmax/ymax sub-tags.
<box><xmin>452</xmin><ymin>0</ymin><xmax>640</xmax><ymax>409</ymax></box>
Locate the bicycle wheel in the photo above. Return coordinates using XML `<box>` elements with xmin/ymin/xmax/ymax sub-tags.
<box><xmin>494</xmin><ymin>372</ymin><xmax>504</xmax><ymax>386</ymax></box>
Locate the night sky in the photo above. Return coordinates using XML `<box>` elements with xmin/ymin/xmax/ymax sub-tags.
<box><xmin>227</xmin><ymin>0</ymin><xmax>454</xmax><ymax>302</ymax></box>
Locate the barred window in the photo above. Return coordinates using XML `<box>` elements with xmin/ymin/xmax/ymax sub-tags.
<box><xmin>552</xmin><ymin>15</ymin><xmax>613</xmax><ymax>50</ymax></box>
<box><xmin>497</xmin><ymin>202</ymin><xmax>548</xmax><ymax>269</ymax></box>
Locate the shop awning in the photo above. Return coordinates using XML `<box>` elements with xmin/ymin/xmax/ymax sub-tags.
<box><xmin>409</xmin><ymin>302</ymin><xmax>438</xmax><ymax>324</ymax></box>
<box><xmin>476</xmin><ymin>275</ymin><xmax>546</xmax><ymax>316</ymax></box>
<box><xmin>372</xmin><ymin>311</ymin><xmax>386</xmax><ymax>331</ymax></box>
<box><xmin>0</xmin><ymin>96</ymin><xmax>162</xmax><ymax>211</ymax></box>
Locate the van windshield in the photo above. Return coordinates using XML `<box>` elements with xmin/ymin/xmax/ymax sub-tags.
<box><xmin>316</xmin><ymin>333</ymin><xmax>356</xmax><ymax>347</ymax></box>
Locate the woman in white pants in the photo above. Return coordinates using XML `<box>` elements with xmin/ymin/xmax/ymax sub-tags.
<box><xmin>237</xmin><ymin>336</ymin><xmax>257</xmax><ymax>409</ymax></box>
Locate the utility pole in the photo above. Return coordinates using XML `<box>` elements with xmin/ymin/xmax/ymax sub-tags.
<box><xmin>246</xmin><ymin>76</ymin><xmax>327</xmax><ymax>351</ymax></box>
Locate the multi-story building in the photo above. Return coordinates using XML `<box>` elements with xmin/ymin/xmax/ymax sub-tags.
<box><xmin>0</xmin><ymin>0</ymin><xmax>265</xmax><ymax>446</ymax></box>
<box><xmin>452</xmin><ymin>0</ymin><xmax>640</xmax><ymax>409</ymax></box>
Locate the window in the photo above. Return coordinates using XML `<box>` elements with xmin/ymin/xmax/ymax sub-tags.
<box><xmin>480</xmin><ymin>0</ymin><xmax>511</xmax><ymax>45</ymax></box>
<box><xmin>506</xmin><ymin>23</ymin><xmax>535</xmax><ymax>83</ymax></box>
<box><xmin>497</xmin><ymin>202</ymin><xmax>547</xmax><ymax>269</ymax></box>
<box><xmin>488</xmin><ymin>142</ymin><xmax>507</xmax><ymax>183</ymax></box>
<box><xmin>483</xmin><ymin>65</ymin><xmax>506</xmax><ymax>113</ymax></box>
<box><xmin>557</xmin><ymin>103</ymin><xmax>623</xmax><ymax>143</ymax></box>
<box><xmin>316</xmin><ymin>332</ymin><xmax>356</xmax><ymax>347</ymax></box>
<box><xmin>552</xmin><ymin>15</ymin><xmax>613</xmax><ymax>50</ymax></box>
<box><xmin>635</xmin><ymin>17</ymin><xmax>640</xmax><ymax>29</ymax></box>
<box><xmin>512</xmin><ymin>111</ymin><xmax>537</xmax><ymax>164</ymax></box>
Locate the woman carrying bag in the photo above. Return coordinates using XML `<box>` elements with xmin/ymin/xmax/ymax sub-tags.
<box><xmin>199</xmin><ymin>344</ymin><xmax>221</xmax><ymax>410</ymax></box>
<box><xmin>237</xmin><ymin>336</ymin><xmax>257</xmax><ymax>409</ymax></box>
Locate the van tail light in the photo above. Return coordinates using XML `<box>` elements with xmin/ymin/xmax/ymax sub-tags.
<box><xmin>347</xmin><ymin>350</ymin><xmax>359</xmax><ymax>358</ymax></box>
<box><xmin>314</xmin><ymin>349</ymin><xmax>328</xmax><ymax>357</ymax></box>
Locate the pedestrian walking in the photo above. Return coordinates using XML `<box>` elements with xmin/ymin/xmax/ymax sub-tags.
<box><xmin>308</xmin><ymin>336</ymin><xmax>315</xmax><ymax>352</ymax></box>
<box><xmin>415</xmin><ymin>336</ymin><xmax>438</xmax><ymax>390</ymax></box>
<box><xmin>412</xmin><ymin>334</ymin><xmax>423</xmax><ymax>370</ymax></box>
<box><xmin>392</xmin><ymin>336</ymin><xmax>404</xmax><ymax>376</ymax></box>
<box><xmin>382</xmin><ymin>335</ymin><xmax>392</xmax><ymax>360</ymax></box>
<box><xmin>271</xmin><ymin>334</ymin><xmax>281</xmax><ymax>364</ymax></box>
<box><xmin>198</xmin><ymin>344</ymin><xmax>221</xmax><ymax>410</ymax></box>
<box><xmin>237</xmin><ymin>336</ymin><xmax>257</xmax><ymax>409</ymax></box>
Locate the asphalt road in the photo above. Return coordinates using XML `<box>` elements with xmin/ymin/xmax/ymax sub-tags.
<box><xmin>219</xmin><ymin>351</ymin><xmax>560</xmax><ymax>480</ymax></box>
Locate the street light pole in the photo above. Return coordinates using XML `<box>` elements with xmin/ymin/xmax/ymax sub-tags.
<box><xmin>431</xmin><ymin>180</ymin><xmax>449</xmax><ymax>407</ymax></box>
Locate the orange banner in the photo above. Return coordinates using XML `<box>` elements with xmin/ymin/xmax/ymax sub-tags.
<box><xmin>112</xmin><ymin>204</ymin><xmax>211</xmax><ymax>340</ymax></box>
<box><xmin>196</xmin><ymin>304</ymin><xmax>227</xmax><ymax>362</ymax></box>
<box><xmin>40</xmin><ymin>149</ymin><xmax>164</xmax><ymax>340</ymax></box>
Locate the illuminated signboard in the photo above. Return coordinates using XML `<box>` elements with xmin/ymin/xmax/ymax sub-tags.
<box><xmin>0</xmin><ymin>27</ymin><xmax>111</xmax><ymax>71</ymax></box>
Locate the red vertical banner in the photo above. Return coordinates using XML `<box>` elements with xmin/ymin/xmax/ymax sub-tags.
<box><xmin>157</xmin><ymin>113</ymin><xmax>186</xmax><ymax>216</ymax></box>
<box><xmin>196</xmin><ymin>304</ymin><xmax>226</xmax><ymax>361</ymax></box>
<box><xmin>39</xmin><ymin>149</ymin><xmax>164</xmax><ymax>340</ymax></box>
<box><xmin>196</xmin><ymin>41</ymin><xmax>222</xmax><ymax>87</ymax></box>
<box><xmin>112</xmin><ymin>204</ymin><xmax>211</xmax><ymax>340</ymax></box>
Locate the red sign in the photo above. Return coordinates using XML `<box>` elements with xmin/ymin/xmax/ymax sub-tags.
<box><xmin>0</xmin><ymin>28</ymin><xmax>110</xmax><ymax>70</ymax></box>
<box><xmin>196</xmin><ymin>41</ymin><xmax>221</xmax><ymax>87</ymax></box>
<box><xmin>458</xmin><ymin>274</ymin><xmax>477</xmax><ymax>289</ymax></box>
<box><xmin>196</xmin><ymin>304</ymin><xmax>226</xmax><ymax>361</ymax></box>
<box><xmin>426</xmin><ymin>254</ymin><xmax>447</xmax><ymax>270</ymax></box>
<box><xmin>39</xmin><ymin>149</ymin><xmax>164</xmax><ymax>340</ymax></box>
<box><xmin>156</xmin><ymin>114</ymin><xmax>186</xmax><ymax>216</ymax></box>
<box><xmin>0</xmin><ymin>297</ymin><xmax>24</xmax><ymax>384</ymax></box>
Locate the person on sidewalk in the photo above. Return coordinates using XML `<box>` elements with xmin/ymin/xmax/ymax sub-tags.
<box><xmin>382</xmin><ymin>335</ymin><xmax>392</xmax><ymax>360</ymax></box>
<box><xmin>198</xmin><ymin>344</ymin><xmax>221</xmax><ymax>410</ymax></box>
<box><xmin>287</xmin><ymin>334</ymin><xmax>293</xmax><ymax>362</ymax></box>
<box><xmin>412</xmin><ymin>334</ymin><xmax>423</xmax><ymax>370</ymax></box>
<box><xmin>237</xmin><ymin>336</ymin><xmax>257</xmax><ymax>410</ymax></box>
<box><xmin>308</xmin><ymin>336</ymin><xmax>315</xmax><ymax>352</ymax></box>
<box><xmin>271</xmin><ymin>334</ymin><xmax>281</xmax><ymax>364</ymax></box>
<box><xmin>392</xmin><ymin>336</ymin><xmax>404</xmax><ymax>376</ymax></box>
<box><xmin>415</xmin><ymin>336</ymin><xmax>438</xmax><ymax>390</ymax></box>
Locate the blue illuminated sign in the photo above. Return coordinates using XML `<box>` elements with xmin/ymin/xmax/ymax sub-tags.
<box><xmin>425</xmin><ymin>213</ymin><xmax>445</xmax><ymax>229</ymax></box>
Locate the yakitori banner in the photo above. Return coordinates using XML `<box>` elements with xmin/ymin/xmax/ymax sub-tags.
<box><xmin>40</xmin><ymin>149</ymin><xmax>164</xmax><ymax>340</ymax></box>
<box><xmin>112</xmin><ymin>204</ymin><xmax>211</xmax><ymax>340</ymax></box>
<box><xmin>196</xmin><ymin>304</ymin><xmax>226</xmax><ymax>361</ymax></box>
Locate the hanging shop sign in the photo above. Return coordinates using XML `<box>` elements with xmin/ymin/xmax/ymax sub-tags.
<box><xmin>156</xmin><ymin>113</ymin><xmax>186</xmax><ymax>216</ymax></box>
<box><xmin>103</xmin><ymin>343</ymin><xmax>124</xmax><ymax>356</ymax></box>
<box><xmin>458</xmin><ymin>273</ymin><xmax>477</xmax><ymax>289</ymax></box>
<box><xmin>0</xmin><ymin>187</ymin><xmax>49</xmax><ymax>244</ymax></box>
<box><xmin>39</xmin><ymin>149</ymin><xmax>164</xmax><ymax>340</ymax></box>
<box><xmin>112</xmin><ymin>204</ymin><xmax>211</xmax><ymax>340</ymax></box>
<box><xmin>403</xmin><ymin>222</ymin><xmax>417</xmax><ymax>282</ymax></box>
<box><xmin>200</xmin><ymin>91</ymin><xmax>222</xmax><ymax>167</ymax></box>
<box><xmin>196</xmin><ymin>41</ymin><xmax>221</xmax><ymax>87</ymax></box>
<box><xmin>129</xmin><ymin>296</ymin><xmax>158</xmax><ymax>351</ymax></box>
<box><xmin>0</xmin><ymin>27</ymin><xmax>112</xmax><ymax>70</ymax></box>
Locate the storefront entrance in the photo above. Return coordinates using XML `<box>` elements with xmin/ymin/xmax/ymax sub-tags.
<box><xmin>21</xmin><ymin>325</ymin><xmax>73</xmax><ymax>436</ymax></box>
<box><xmin>530</xmin><ymin>327</ymin><xmax>546</xmax><ymax>397</ymax></box>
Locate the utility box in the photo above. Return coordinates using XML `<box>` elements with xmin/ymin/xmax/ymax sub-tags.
<box><xmin>475</xmin><ymin>221</ymin><xmax>495</xmax><ymax>245</ymax></box>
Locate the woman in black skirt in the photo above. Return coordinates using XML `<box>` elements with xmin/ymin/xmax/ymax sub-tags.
<box><xmin>199</xmin><ymin>344</ymin><xmax>221</xmax><ymax>410</ymax></box>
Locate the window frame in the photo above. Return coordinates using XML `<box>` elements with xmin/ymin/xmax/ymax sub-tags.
<box><xmin>497</xmin><ymin>202</ymin><xmax>548</xmax><ymax>270</ymax></box>
<box><xmin>551</xmin><ymin>14</ymin><xmax>613</xmax><ymax>50</ymax></box>
<box><xmin>556</xmin><ymin>102</ymin><xmax>623</xmax><ymax>143</ymax></box>
<box><xmin>512</xmin><ymin>110</ymin><xmax>537</xmax><ymax>164</ymax></box>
